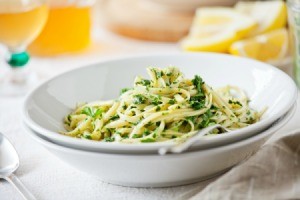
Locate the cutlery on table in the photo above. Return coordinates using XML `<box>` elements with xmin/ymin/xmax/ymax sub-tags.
<box><xmin>0</xmin><ymin>132</ymin><xmax>36</xmax><ymax>200</ymax></box>
<box><xmin>158</xmin><ymin>124</ymin><xmax>230</xmax><ymax>155</ymax></box>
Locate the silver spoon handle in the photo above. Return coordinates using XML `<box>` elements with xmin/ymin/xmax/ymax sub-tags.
<box><xmin>5</xmin><ymin>174</ymin><xmax>36</xmax><ymax>200</ymax></box>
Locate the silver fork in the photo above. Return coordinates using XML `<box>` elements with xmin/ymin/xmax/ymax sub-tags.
<box><xmin>158</xmin><ymin>124</ymin><xmax>230</xmax><ymax>155</ymax></box>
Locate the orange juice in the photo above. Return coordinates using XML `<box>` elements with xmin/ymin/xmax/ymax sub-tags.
<box><xmin>28</xmin><ymin>5</ymin><xmax>92</xmax><ymax>56</ymax></box>
<box><xmin>0</xmin><ymin>5</ymin><xmax>48</xmax><ymax>51</ymax></box>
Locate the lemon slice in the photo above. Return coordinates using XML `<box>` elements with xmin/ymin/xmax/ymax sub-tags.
<box><xmin>181</xmin><ymin>7</ymin><xmax>256</xmax><ymax>53</ymax></box>
<box><xmin>229</xmin><ymin>28</ymin><xmax>288</xmax><ymax>63</ymax></box>
<box><xmin>189</xmin><ymin>7</ymin><xmax>257</xmax><ymax>38</ymax></box>
<box><xmin>182</xmin><ymin>30</ymin><xmax>237</xmax><ymax>52</ymax></box>
<box><xmin>235</xmin><ymin>1</ymin><xmax>287</xmax><ymax>36</ymax></box>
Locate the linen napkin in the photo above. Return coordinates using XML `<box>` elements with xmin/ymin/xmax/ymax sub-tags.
<box><xmin>185</xmin><ymin>129</ymin><xmax>300</xmax><ymax>200</ymax></box>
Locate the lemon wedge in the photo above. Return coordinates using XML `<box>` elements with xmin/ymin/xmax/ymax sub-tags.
<box><xmin>190</xmin><ymin>8</ymin><xmax>257</xmax><ymax>38</ymax></box>
<box><xmin>181</xmin><ymin>7</ymin><xmax>256</xmax><ymax>53</ymax></box>
<box><xmin>182</xmin><ymin>31</ymin><xmax>237</xmax><ymax>52</ymax></box>
<box><xmin>229</xmin><ymin>28</ymin><xmax>288</xmax><ymax>63</ymax></box>
<box><xmin>235</xmin><ymin>1</ymin><xmax>287</xmax><ymax>36</ymax></box>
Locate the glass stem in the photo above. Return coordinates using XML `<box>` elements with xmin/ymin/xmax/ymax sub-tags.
<box><xmin>7</xmin><ymin>51</ymin><xmax>31</xmax><ymax>84</ymax></box>
<box><xmin>7</xmin><ymin>51</ymin><xmax>30</xmax><ymax>68</ymax></box>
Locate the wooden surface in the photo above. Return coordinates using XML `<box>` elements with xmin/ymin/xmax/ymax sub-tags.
<box><xmin>99</xmin><ymin>0</ymin><xmax>194</xmax><ymax>42</ymax></box>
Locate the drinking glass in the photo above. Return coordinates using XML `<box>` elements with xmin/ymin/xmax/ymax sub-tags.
<box><xmin>0</xmin><ymin>0</ymin><xmax>48</xmax><ymax>95</ymax></box>
<box><xmin>28</xmin><ymin>0</ymin><xmax>94</xmax><ymax>56</ymax></box>
<box><xmin>288</xmin><ymin>0</ymin><xmax>300</xmax><ymax>87</ymax></box>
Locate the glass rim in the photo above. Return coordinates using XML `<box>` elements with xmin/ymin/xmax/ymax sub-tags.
<box><xmin>288</xmin><ymin>0</ymin><xmax>300</xmax><ymax>11</ymax></box>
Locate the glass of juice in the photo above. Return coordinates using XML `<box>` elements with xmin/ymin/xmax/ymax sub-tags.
<box><xmin>288</xmin><ymin>0</ymin><xmax>300</xmax><ymax>87</ymax></box>
<box><xmin>28</xmin><ymin>0</ymin><xmax>95</xmax><ymax>56</ymax></box>
<box><xmin>0</xmin><ymin>0</ymin><xmax>48</xmax><ymax>95</ymax></box>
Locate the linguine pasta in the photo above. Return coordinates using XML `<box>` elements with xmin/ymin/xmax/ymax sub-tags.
<box><xmin>61</xmin><ymin>67</ymin><xmax>265</xmax><ymax>143</ymax></box>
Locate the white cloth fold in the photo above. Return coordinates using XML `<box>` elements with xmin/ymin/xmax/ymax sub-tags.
<box><xmin>0</xmin><ymin>96</ymin><xmax>300</xmax><ymax>200</ymax></box>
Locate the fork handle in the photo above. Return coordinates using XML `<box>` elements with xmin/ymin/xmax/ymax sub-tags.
<box><xmin>5</xmin><ymin>173</ymin><xmax>36</xmax><ymax>200</ymax></box>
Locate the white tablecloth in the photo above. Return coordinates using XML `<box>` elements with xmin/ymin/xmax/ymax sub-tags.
<box><xmin>0</xmin><ymin>28</ymin><xmax>299</xmax><ymax>200</ymax></box>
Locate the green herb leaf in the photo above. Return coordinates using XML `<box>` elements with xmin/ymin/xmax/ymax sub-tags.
<box><xmin>81</xmin><ymin>107</ymin><xmax>93</xmax><ymax>117</ymax></box>
<box><xmin>168</xmin><ymin>99</ymin><xmax>176</xmax><ymax>105</ymax></box>
<box><xmin>228</xmin><ymin>99</ymin><xmax>242</xmax><ymax>106</ymax></box>
<box><xmin>93</xmin><ymin>109</ymin><xmax>103</xmax><ymax>118</ymax></box>
<box><xmin>143</xmin><ymin>130</ymin><xmax>151</xmax><ymax>136</ymax></box>
<box><xmin>190</xmin><ymin>95</ymin><xmax>205</xmax><ymax>110</ymax></box>
<box><xmin>141</xmin><ymin>79</ymin><xmax>151</xmax><ymax>86</ymax></box>
<box><xmin>141</xmin><ymin>138</ymin><xmax>156</xmax><ymax>143</ymax></box>
<box><xmin>133</xmin><ymin>94</ymin><xmax>146</xmax><ymax>104</ymax></box>
<box><xmin>155</xmin><ymin>106</ymin><xmax>161</xmax><ymax>111</ymax></box>
<box><xmin>104</xmin><ymin>137</ymin><xmax>115</xmax><ymax>142</ymax></box>
<box><xmin>132</xmin><ymin>134</ymin><xmax>141</xmax><ymax>138</ymax></box>
<box><xmin>192</xmin><ymin>75</ymin><xmax>204</xmax><ymax>95</ymax></box>
<box><xmin>120</xmin><ymin>88</ymin><xmax>132</xmax><ymax>94</ymax></box>
<box><xmin>82</xmin><ymin>133</ymin><xmax>92</xmax><ymax>140</ymax></box>
<box><xmin>110</xmin><ymin>114</ymin><xmax>120</xmax><ymax>121</ymax></box>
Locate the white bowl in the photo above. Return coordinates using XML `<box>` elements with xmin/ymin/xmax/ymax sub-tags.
<box><xmin>23</xmin><ymin>53</ymin><xmax>298</xmax><ymax>154</ymax></box>
<box><xmin>23</xmin><ymin>104</ymin><xmax>296</xmax><ymax>187</ymax></box>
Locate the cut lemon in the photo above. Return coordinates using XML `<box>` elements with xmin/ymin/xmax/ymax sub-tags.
<box><xmin>229</xmin><ymin>28</ymin><xmax>288</xmax><ymax>63</ymax></box>
<box><xmin>182</xmin><ymin>30</ymin><xmax>237</xmax><ymax>52</ymax></box>
<box><xmin>181</xmin><ymin>7</ymin><xmax>256</xmax><ymax>53</ymax></box>
<box><xmin>189</xmin><ymin>7</ymin><xmax>257</xmax><ymax>39</ymax></box>
<box><xmin>235</xmin><ymin>1</ymin><xmax>287</xmax><ymax>36</ymax></box>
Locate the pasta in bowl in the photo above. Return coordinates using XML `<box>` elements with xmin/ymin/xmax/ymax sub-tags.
<box><xmin>62</xmin><ymin>67</ymin><xmax>264</xmax><ymax>143</ymax></box>
<box><xmin>23</xmin><ymin>53</ymin><xmax>297</xmax><ymax>153</ymax></box>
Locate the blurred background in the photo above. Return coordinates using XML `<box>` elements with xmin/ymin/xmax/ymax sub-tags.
<box><xmin>0</xmin><ymin>0</ymin><xmax>295</xmax><ymax>87</ymax></box>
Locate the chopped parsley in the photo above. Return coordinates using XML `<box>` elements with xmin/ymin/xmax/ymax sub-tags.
<box><xmin>120</xmin><ymin>88</ymin><xmax>132</xmax><ymax>94</ymax></box>
<box><xmin>168</xmin><ymin>99</ymin><xmax>176</xmax><ymax>105</ymax></box>
<box><xmin>192</xmin><ymin>75</ymin><xmax>205</xmax><ymax>95</ymax></box>
<box><xmin>190</xmin><ymin>95</ymin><xmax>206</xmax><ymax>110</ymax></box>
<box><xmin>132</xmin><ymin>134</ymin><xmax>141</xmax><ymax>138</ymax></box>
<box><xmin>133</xmin><ymin>94</ymin><xmax>146</xmax><ymax>104</ymax></box>
<box><xmin>81</xmin><ymin>107</ymin><xmax>103</xmax><ymax>118</ymax></box>
<box><xmin>150</xmin><ymin>96</ymin><xmax>162</xmax><ymax>105</ymax></box>
<box><xmin>110</xmin><ymin>114</ymin><xmax>120</xmax><ymax>121</ymax></box>
<box><xmin>141</xmin><ymin>138</ymin><xmax>156</xmax><ymax>143</ymax></box>
<box><xmin>199</xmin><ymin>110</ymin><xmax>215</xmax><ymax>129</ymax></box>
<box><xmin>190</xmin><ymin>75</ymin><xmax>206</xmax><ymax>110</ymax></box>
<box><xmin>82</xmin><ymin>133</ymin><xmax>92</xmax><ymax>140</ymax></box>
<box><xmin>228</xmin><ymin>100</ymin><xmax>242</xmax><ymax>106</ymax></box>
<box><xmin>104</xmin><ymin>137</ymin><xmax>115</xmax><ymax>142</ymax></box>
<box><xmin>143</xmin><ymin>130</ymin><xmax>151</xmax><ymax>136</ymax></box>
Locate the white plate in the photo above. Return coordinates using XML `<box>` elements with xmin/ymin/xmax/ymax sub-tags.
<box><xmin>23</xmin><ymin>104</ymin><xmax>295</xmax><ymax>187</ymax></box>
<box><xmin>23</xmin><ymin>53</ymin><xmax>298</xmax><ymax>153</ymax></box>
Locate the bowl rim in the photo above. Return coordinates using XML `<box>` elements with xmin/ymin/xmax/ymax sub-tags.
<box><xmin>22</xmin><ymin>52</ymin><xmax>299</xmax><ymax>150</ymax></box>
<box><xmin>24</xmin><ymin>103</ymin><xmax>296</xmax><ymax>157</ymax></box>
